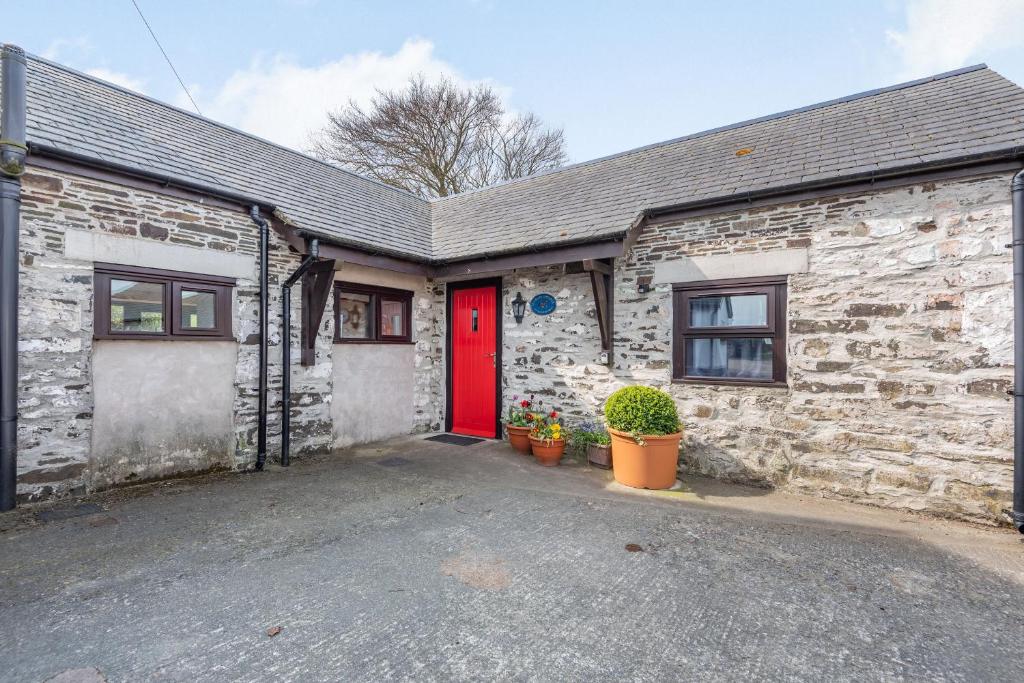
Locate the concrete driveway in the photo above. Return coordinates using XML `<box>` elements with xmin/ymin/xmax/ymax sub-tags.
<box><xmin>1</xmin><ymin>435</ymin><xmax>1023</xmax><ymax>682</ymax></box>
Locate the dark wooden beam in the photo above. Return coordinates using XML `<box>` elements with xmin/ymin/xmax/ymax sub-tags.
<box><xmin>315</xmin><ymin>242</ymin><xmax>431</xmax><ymax>276</ymax></box>
<box><xmin>300</xmin><ymin>259</ymin><xmax>336</xmax><ymax>366</ymax></box>
<box><xmin>582</xmin><ymin>258</ymin><xmax>612</xmax><ymax>275</ymax></box>
<box><xmin>434</xmin><ymin>240</ymin><xmax>625</xmax><ymax>278</ymax></box>
<box><xmin>273</xmin><ymin>225</ymin><xmax>630</xmax><ymax>283</ymax></box>
<box><xmin>584</xmin><ymin>258</ymin><xmax>614</xmax><ymax>358</ymax></box>
<box><xmin>644</xmin><ymin>159</ymin><xmax>1024</xmax><ymax>227</ymax></box>
<box><xmin>271</xmin><ymin>219</ymin><xmax>307</xmax><ymax>254</ymax></box>
<box><xmin>26</xmin><ymin>156</ymin><xmax>253</xmax><ymax>213</ymax></box>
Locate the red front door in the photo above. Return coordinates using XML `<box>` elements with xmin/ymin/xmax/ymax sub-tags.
<box><xmin>450</xmin><ymin>285</ymin><xmax>497</xmax><ymax>437</ymax></box>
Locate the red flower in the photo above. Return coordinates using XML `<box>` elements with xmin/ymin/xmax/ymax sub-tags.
<box><xmin>525</xmin><ymin>413</ymin><xmax>534</xmax><ymax>421</ymax></box>
<box><xmin>521</xmin><ymin>400</ymin><xmax>530</xmax><ymax>408</ymax></box>
<box><xmin>549</xmin><ymin>411</ymin><xmax>558</xmax><ymax>419</ymax></box>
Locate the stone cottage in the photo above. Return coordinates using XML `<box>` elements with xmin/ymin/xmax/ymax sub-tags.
<box><xmin>2</xmin><ymin>44</ymin><xmax>1023</xmax><ymax>527</ymax></box>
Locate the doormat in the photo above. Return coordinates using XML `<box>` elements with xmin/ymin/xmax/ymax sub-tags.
<box><xmin>425</xmin><ymin>434</ymin><xmax>485</xmax><ymax>446</ymax></box>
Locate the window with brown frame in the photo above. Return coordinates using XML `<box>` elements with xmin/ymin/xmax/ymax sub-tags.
<box><xmin>94</xmin><ymin>263</ymin><xmax>234</xmax><ymax>341</ymax></box>
<box><xmin>672</xmin><ymin>276</ymin><xmax>787</xmax><ymax>386</ymax></box>
<box><xmin>334</xmin><ymin>281</ymin><xmax>413</xmax><ymax>343</ymax></box>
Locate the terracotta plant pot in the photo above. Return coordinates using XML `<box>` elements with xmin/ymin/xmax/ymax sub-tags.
<box><xmin>608</xmin><ymin>427</ymin><xmax>682</xmax><ymax>489</ymax></box>
<box><xmin>506</xmin><ymin>425</ymin><xmax>533</xmax><ymax>454</ymax></box>
<box><xmin>587</xmin><ymin>443</ymin><xmax>612</xmax><ymax>469</ymax></box>
<box><xmin>529</xmin><ymin>436</ymin><xmax>565</xmax><ymax>467</ymax></box>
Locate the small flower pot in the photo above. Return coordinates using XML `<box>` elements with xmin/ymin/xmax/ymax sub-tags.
<box><xmin>587</xmin><ymin>443</ymin><xmax>612</xmax><ymax>469</ymax></box>
<box><xmin>608</xmin><ymin>427</ymin><xmax>682</xmax><ymax>489</ymax></box>
<box><xmin>529</xmin><ymin>436</ymin><xmax>565</xmax><ymax>467</ymax></box>
<box><xmin>506</xmin><ymin>425</ymin><xmax>533</xmax><ymax>454</ymax></box>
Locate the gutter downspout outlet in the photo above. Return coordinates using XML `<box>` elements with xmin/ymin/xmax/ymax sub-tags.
<box><xmin>1012</xmin><ymin>168</ymin><xmax>1024</xmax><ymax>533</ymax></box>
<box><xmin>0</xmin><ymin>44</ymin><xmax>27</xmax><ymax>512</ymax></box>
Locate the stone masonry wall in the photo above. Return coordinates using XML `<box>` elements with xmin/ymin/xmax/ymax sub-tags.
<box><xmin>17</xmin><ymin>163</ymin><xmax>1016</xmax><ymax>525</ymax></box>
<box><xmin>468</xmin><ymin>172</ymin><xmax>1015</xmax><ymax>525</ymax></box>
<box><xmin>15</xmin><ymin>165</ymin><xmax>336</xmax><ymax>501</ymax></box>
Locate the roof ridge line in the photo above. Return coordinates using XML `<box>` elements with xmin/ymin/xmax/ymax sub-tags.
<box><xmin>25</xmin><ymin>50</ymin><xmax>430</xmax><ymax>205</ymax></box>
<box><xmin>429</xmin><ymin>63</ymin><xmax>991</xmax><ymax>206</ymax></box>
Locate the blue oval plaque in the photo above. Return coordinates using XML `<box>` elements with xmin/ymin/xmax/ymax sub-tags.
<box><xmin>530</xmin><ymin>293</ymin><xmax>557</xmax><ymax>315</ymax></box>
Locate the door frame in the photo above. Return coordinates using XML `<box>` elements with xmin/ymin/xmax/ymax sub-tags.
<box><xmin>445</xmin><ymin>277</ymin><xmax>503</xmax><ymax>437</ymax></box>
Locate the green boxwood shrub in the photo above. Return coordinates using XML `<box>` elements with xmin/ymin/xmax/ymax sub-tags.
<box><xmin>604</xmin><ymin>386</ymin><xmax>681</xmax><ymax>436</ymax></box>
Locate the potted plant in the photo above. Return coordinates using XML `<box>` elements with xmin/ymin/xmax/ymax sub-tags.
<box><xmin>505</xmin><ymin>395</ymin><xmax>535</xmax><ymax>454</ymax></box>
<box><xmin>569</xmin><ymin>422</ymin><xmax>612</xmax><ymax>469</ymax></box>
<box><xmin>604</xmin><ymin>386</ymin><xmax>682</xmax><ymax>489</ymax></box>
<box><xmin>529</xmin><ymin>409</ymin><xmax>565</xmax><ymax>466</ymax></box>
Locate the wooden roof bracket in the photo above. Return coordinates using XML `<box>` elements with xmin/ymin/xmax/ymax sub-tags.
<box><xmin>300</xmin><ymin>259</ymin><xmax>337</xmax><ymax>366</ymax></box>
<box><xmin>583</xmin><ymin>258</ymin><xmax>614</xmax><ymax>363</ymax></box>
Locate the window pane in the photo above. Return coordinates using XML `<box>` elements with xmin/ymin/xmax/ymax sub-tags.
<box><xmin>338</xmin><ymin>292</ymin><xmax>372</xmax><ymax>338</ymax></box>
<box><xmin>380</xmin><ymin>299</ymin><xmax>405</xmax><ymax>337</ymax></box>
<box><xmin>110</xmin><ymin>279</ymin><xmax>164</xmax><ymax>333</ymax></box>
<box><xmin>690</xmin><ymin>294</ymin><xmax>767</xmax><ymax>327</ymax></box>
<box><xmin>180</xmin><ymin>290</ymin><xmax>217</xmax><ymax>329</ymax></box>
<box><xmin>686</xmin><ymin>337</ymin><xmax>773</xmax><ymax>380</ymax></box>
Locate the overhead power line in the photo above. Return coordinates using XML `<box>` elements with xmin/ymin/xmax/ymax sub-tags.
<box><xmin>129</xmin><ymin>0</ymin><xmax>203</xmax><ymax>116</ymax></box>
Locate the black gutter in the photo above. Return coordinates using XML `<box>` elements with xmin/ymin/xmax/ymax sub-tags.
<box><xmin>0</xmin><ymin>44</ymin><xmax>27</xmax><ymax>512</ymax></box>
<box><xmin>645</xmin><ymin>151</ymin><xmax>1023</xmax><ymax>221</ymax></box>
<box><xmin>299</xmin><ymin>153</ymin><xmax>1022</xmax><ymax>272</ymax></box>
<box><xmin>27</xmin><ymin>142</ymin><xmax>274</xmax><ymax>213</ymax></box>
<box><xmin>1012</xmin><ymin>169</ymin><xmax>1024</xmax><ymax>534</ymax></box>
<box><xmin>280</xmin><ymin>240</ymin><xmax>320</xmax><ymax>467</ymax></box>
<box><xmin>28</xmin><ymin>137</ymin><xmax>1021</xmax><ymax>272</ymax></box>
<box><xmin>249</xmin><ymin>207</ymin><xmax>270</xmax><ymax>471</ymax></box>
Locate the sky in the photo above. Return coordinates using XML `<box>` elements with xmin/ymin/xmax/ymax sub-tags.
<box><xmin>5</xmin><ymin>0</ymin><xmax>1024</xmax><ymax>164</ymax></box>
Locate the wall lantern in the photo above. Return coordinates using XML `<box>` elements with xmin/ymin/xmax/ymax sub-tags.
<box><xmin>511</xmin><ymin>291</ymin><xmax>527</xmax><ymax>324</ymax></box>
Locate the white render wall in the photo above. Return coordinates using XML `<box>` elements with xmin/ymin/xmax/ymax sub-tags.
<box><xmin>91</xmin><ymin>340</ymin><xmax>238</xmax><ymax>488</ymax></box>
<box><xmin>331</xmin><ymin>344</ymin><xmax>416</xmax><ymax>448</ymax></box>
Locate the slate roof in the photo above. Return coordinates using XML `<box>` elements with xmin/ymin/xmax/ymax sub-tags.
<box><xmin>11</xmin><ymin>53</ymin><xmax>1024</xmax><ymax>263</ymax></box>
<box><xmin>431</xmin><ymin>65</ymin><xmax>1024</xmax><ymax>260</ymax></box>
<box><xmin>20</xmin><ymin>55</ymin><xmax>433</xmax><ymax>260</ymax></box>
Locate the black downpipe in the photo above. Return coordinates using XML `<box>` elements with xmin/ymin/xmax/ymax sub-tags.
<box><xmin>1012</xmin><ymin>169</ymin><xmax>1024</xmax><ymax>534</ymax></box>
<box><xmin>0</xmin><ymin>45</ymin><xmax>27</xmax><ymax>512</ymax></box>
<box><xmin>280</xmin><ymin>240</ymin><xmax>319</xmax><ymax>467</ymax></box>
<box><xmin>249</xmin><ymin>206</ymin><xmax>270</xmax><ymax>471</ymax></box>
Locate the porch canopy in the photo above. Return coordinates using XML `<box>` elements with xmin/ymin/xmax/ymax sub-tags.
<box><xmin>275</xmin><ymin>219</ymin><xmax>629</xmax><ymax>360</ymax></box>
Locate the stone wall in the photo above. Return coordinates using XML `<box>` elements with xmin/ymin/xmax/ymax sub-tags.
<box><xmin>15</xmin><ymin>164</ymin><xmax>336</xmax><ymax>500</ymax></box>
<box><xmin>14</xmin><ymin>162</ymin><xmax>1018</xmax><ymax>525</ymax></box>
<box><xmin>465</xmin><ymin>172</ymin><xmax>1015</xmax><ymax>525</ymax></box>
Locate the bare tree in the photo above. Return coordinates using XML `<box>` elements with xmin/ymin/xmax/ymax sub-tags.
<box><xmin>310</xmin><ymin>76</ymin><xmax>567</xmax><ymax>198</ymax></box>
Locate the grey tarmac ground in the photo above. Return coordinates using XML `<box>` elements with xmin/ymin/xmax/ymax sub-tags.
<box><xmin>2</xmin><ymin>435</ymin><xmax>1023</xmax><ymax>682</ymax></box>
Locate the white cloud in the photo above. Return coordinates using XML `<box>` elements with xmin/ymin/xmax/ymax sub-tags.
<box><xmin>886</xmin><ymin>0</ymin><xmax>1024</xmax><ymax>80</ymax></box>
<box><xmin>199</xmin><ymin>38</ymin><xmax>496</xmax><ymax>151</ymax></box>
<box><xmin>41</xmin><ymin>37</ymin><xmax>92</xmax><ymax>62</ymax></box>
<box><xmin>42</xmin><ymin>37</ymin><xmax>148</xmax><ymax>95</ymax></box>
<box><xmin>84</xmin><ymin>68</ymin><xmax>148</xmax><ymax>94</ymax></box>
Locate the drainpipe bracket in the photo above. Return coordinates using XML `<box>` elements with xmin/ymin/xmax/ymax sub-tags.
<box><xmin>0</xmin><ymin>149</ymin><xmax>26</xmax><ymax>178</ymax></box>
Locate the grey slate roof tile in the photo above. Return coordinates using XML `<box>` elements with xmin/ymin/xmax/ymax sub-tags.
<box><xmin>430</xmin><ymin>65</ymin><xmax>1024</xmax><ymax>260</ymax></box>
<box><xmin>17</xmin><ymin>55</ymin><xmax>433</xmax><ymax>260</ymax></box>
<box><xmin>7</xmin><ymin>55</ymin><xmax>1024</xmax><ymax>263</ymax></box>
